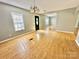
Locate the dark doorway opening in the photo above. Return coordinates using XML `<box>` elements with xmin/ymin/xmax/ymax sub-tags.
<box><xmin>35</xmin><ymin>16</ymin><xmax>39</xmax><ymax>31</ymax></box>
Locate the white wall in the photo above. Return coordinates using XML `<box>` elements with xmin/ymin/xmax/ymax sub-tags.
<box><xmin>0</xmin><ymin>3</ymin><xmax>45</xmax><ymax>41</ymax></box>
<box><xmin>0</xmin><ymin>3</ymin><xmax>35</xmax><ymax>41</ymax></box>
<box><xmin>55</xmin><ymin>8</ymin><xmax>76</xmax><ymax>32</ymax></box>
<box><xmin>36</xmin><ymin>8</ymin><xmax>77</xmax><ymax>33</ymax></box>
<box><xmin>44</xmin><ymin>8</ymin><xmax>76</xmax><ymax>32</ymax></box>
<box><xmin>39</xmin><ymin>15</ymin><xmax>46</xmax><ymax>29</ymax></box>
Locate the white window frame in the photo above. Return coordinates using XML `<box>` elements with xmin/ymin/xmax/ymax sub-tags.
<box><xmin>11</xmin><ymin>12</ymin><xmax>25</xmax><ymax>31</ymax></box>
<box><xmin>45</xmin><ymin>13</ymin><xmax>57</xmax><ymax>26</ymax></box>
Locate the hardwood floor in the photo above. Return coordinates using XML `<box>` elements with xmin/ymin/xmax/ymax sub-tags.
<box><xmin>0</xmin><ymin>30</ymin><xmax>79</xmax><ymax>59</ymax></box>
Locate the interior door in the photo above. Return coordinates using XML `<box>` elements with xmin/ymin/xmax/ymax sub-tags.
<box><xmin>35</xmin><ymin>16</ymin><xmax>39</xmax><ymax>31</ymax></box>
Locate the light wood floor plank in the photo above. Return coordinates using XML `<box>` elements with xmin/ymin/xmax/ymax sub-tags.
<box><xmin>0</xmin><ymin>30</ymin><xmax>79</xmax><ymax>59</ymax></box>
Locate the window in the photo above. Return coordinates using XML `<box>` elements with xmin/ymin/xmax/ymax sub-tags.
<box><xmin>45</xmin><ymin>16</ymin><xmax>49</xmax><ymax>26</ymax></box>
<box><xmin>11</xmin><ymin>12</ymin><xmax>25</xmax><ymax>31</ymax></box>
<box><xmin>45</xmin><ymin>13</ymin><xmax>57</xmax><ymax>26</ymax></box>
<box><xmin>51</xmin><ymin>16</ymin><xmax>57</xmax><ymax>26</ymax></box>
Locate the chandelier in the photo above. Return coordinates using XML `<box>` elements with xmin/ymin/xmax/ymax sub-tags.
<box><xmin>30</xmin><ymin>0</ymin><xmax>40</xmax><ymax>13</ymax></box>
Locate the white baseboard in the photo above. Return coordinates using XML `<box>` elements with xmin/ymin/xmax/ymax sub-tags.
<box><xmin>56</xmin><ymin>30</ymin><xmax>74</xmax><ymax>34</ymax></box>
<box><xmin>0</xmin><ymin>31</ymin><xmax>35</xmax><ymax>44</ymax></box>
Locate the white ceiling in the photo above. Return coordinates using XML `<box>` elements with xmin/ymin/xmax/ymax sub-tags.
<box><xmin>0</xmin><ymin>0</ymin><xmax>79</xmax><ymax>14</ymax></box>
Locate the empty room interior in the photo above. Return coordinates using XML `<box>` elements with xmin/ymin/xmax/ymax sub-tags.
<box><xmin>0</xmin><ymin>0</ymin><xmax>79</xmax><ymax>59</ymax></box>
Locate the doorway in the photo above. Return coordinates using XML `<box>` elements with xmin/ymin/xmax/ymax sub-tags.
<box><xmin>35</xmin><ymin>16</ymin><xmax>39</xmax><ymax>31</ymax></box>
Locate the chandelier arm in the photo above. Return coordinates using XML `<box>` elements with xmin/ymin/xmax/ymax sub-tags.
<box><xmin>30</xmin><ymin>0</ymin><xmax>40</xmax><ymax>13</ymax></box>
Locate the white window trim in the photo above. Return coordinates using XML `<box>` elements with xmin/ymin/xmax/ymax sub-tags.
<box><xmin>11</xmin><ymin>12</ymin><xmax>25</xmax><ymax>31</ymax></box>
